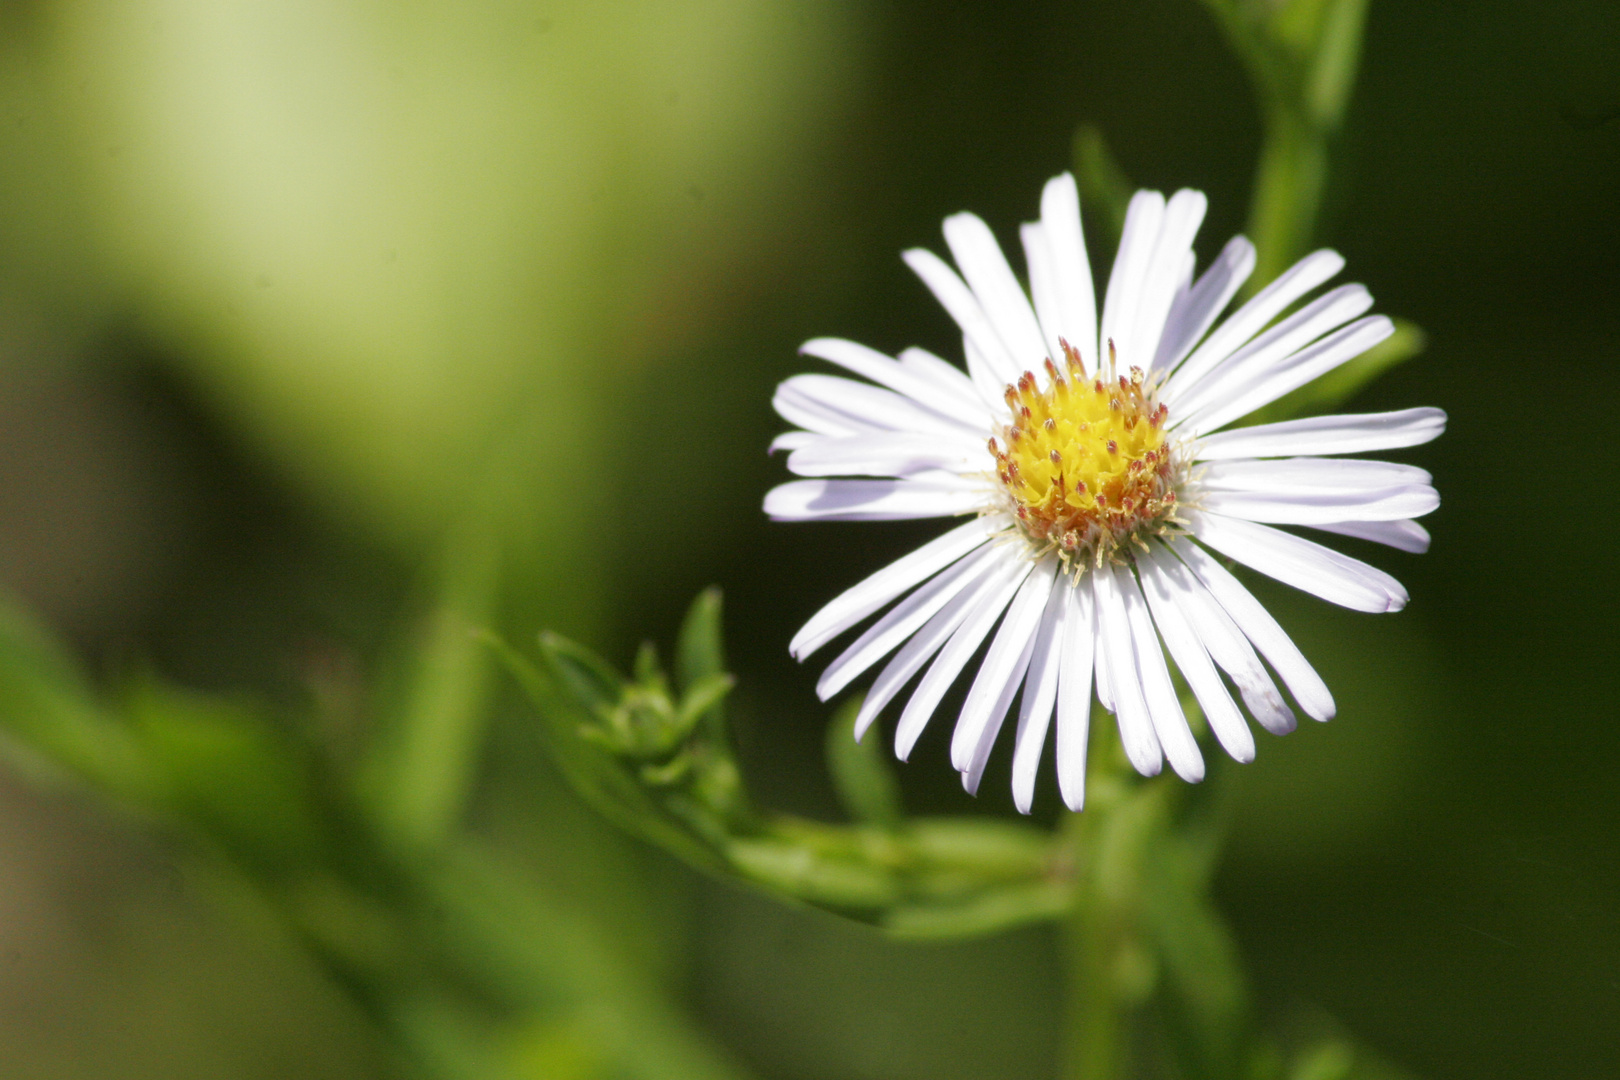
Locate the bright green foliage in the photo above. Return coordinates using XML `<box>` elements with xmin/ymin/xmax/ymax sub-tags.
<box><xmin>496</xmin><ymin>590</ymin><xmax>1075</xmax><ymax>939</ymax></box>
<box><xmin>0</xmin><ymin>589</ymin><xmax>746</xmax><ymax>1080</ymax></box>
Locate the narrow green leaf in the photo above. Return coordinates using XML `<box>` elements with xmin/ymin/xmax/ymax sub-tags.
<box><xmin>1291</xmin><ymin>1042</ymin><xmax>1355</xmax><ymax>1080</ymax></box>
<box><xmin>674</xmin><ymin>587</ymin><xmax>726</xmax><ymax>741</ymax></box>
<box><xmin>675</xmin><ymin>673</ymin><xmax>736</xmax><ymax>733</ymax></box>
<box><xmin>539</xmin><ymin>631</ymin><xmax>627</xmax><ymax>708</ymax></box>
<box><xmin>360</xmin><ymin>529</ymin><xmax>499</xmax><ymax>852</ymax></box>
<box><xmin>726</xmin><ymin>836</ymin><xmax>901</xmax><ymax>909</ymax></box>
<box><xmin>824</xmin><ymin>697</ymin><xmax>904</xmax><ymax>829</ymax></box>
<box><xmin>883</xmin><ymin>879</ymin><xmax>1073</xmax><ymax>940</ymax></box>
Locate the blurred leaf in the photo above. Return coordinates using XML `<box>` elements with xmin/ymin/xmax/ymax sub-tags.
<box><xmin>1291</xmin><ymin>1042</ymin><xmax>1355</xmax><ymax>1080</ymax></box>
<box><xmin>362</xmin><ymin>530</ymin><xmax>500</xmax><ymax>854</ymax></box>
<box><xmin>0</xmin><ymin>594</ymin><xmax>154</xmax><ymax>800</ymax></box>
<box><xmin>124</xmin><ymin>679</ymin><xmax>327</xmax><ymax>869</ymax></box>
<box><xmin>425</xmin><ymin>842</ymin><xmax>754</xmax><ymax>1080</ymax></box>
<box><xmin>1073</xmin><ymin>125</ymin><xmax>1133</xmax><ymax>252</ymax></box>
<box><xmin>726</xmin><ymin>836</ymin><xmax>902</xmax><ymax>909</ymax></box>
<box><xmin>1141</xmin><ymin>830</ymin><xmax>1248</xmax><ymax>1080</ymax></box>
<box><xmin>1245</xmin><ymin>318</ymin><xmax>1426</xmax><ymax>424</ymax></box>
<box><xmin>825</xmin><ymin>697</ymin><xmax>903</xmax><ymax>830</ymax></box>
<box><xmin>883</xmin><ymin>879</ymin><xmax>1072</xmax><ymax>939</ymax></box>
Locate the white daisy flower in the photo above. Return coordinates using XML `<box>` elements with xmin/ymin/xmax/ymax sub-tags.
<box><xmin>765</xmin><ymin>174</ymin><xmax>1444</xmax><ymax>812</ymax></box>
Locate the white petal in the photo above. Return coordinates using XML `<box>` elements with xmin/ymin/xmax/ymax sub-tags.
<box><xmin>787</xmin><ymin>433</ymin><xmax>986</xmax><ymax>478</ymax></box>
<box><xmin>769</xmin><ymin>431</ymin><xmax>818</xmax><ymax>453</ymax></box>
<box><xmin>961</xmin><ymin>617</ymin><xmax>1039</xmax><ymax>796</ymax></box>
<box><xmin>1011</xmin><ymin>579</ymin><xmax>1068</xmax><ymax>813</ymax></box>
<box><xmin>1168</xmin><ymin>283</ymin><xmax>1373</xmax><ymax>415</ymax></box>
<box><xmin>903</xmin><ymin>247</ymin><xmax>1020</xmax><ymax>386</ymax></box>
<box><xmin>944</xmin><ymin>212</ymin><xmax>1050</xmax><ymax>373</ymax></box>
<box><xmin>1309</xmin><ymin>518</ymin><xmax>1432</xmax><ymax>553</ymax></box>
<box><xmin>1169</xmin><ymin>248</ymin><xmax>1345</xmax><ymax>394</ymax></box>
<box><xmin>1120</xmin><ymin>566</ymin><xmax>1204</xmax><ymax>782</ymax></box>
<box><xmin>951</xmin><ymin>559</ymin><xmax>1058</xmax><ymax>772</ymax></box>
<box><xmin>1098</xmin><ymin>191</ymin><xmax>1166</xmax><ymax>369</ymax></box>
<box><xmin>1131</xmin><ymin>189</ymin><xmax>1207</xmax><ymax>371</ymax></box>
<box><xmin>772</xmin><ymin>385</ymin><xmax>857</xmax><ymax>436</ymax></box>
<box><xmin>895</xmin><ymin>559</ymin><xmax>1034</xmax><ymax>759</ymax></box>
<box><xmin>1094</xmin><ymin>562</ymin><xmax>1164</xmax><ymax>777</ymax></box>
<box><xmin>789</xmin><ymin>517</ymin><xmax>997</xmax><ymax>659</ymax></box>
<box><xmin>1137</xmin><ymin>556</ymin><xmax>1255</xmax><ymax>762</ymax></box>
<box><xmin>1188</xmin><ymin>509</ymin><xmax>1409</xmax><ymax>613</ymax></box>
<box><xmin>963</xmin><ymin>334</ymin><xmax>1013</xmax><ymax>416</ymax></box>
<box><xmin>1198</xmin><ymin>457</ymin><xmax>1432</xmax><ymax>492</ymax></box>
<box><xmin>1193</xmin><ymin>407</ymin><xmax>1448</xmax><ymax>461</ymax></box>
<box><xmin>1039</xmin><ymin>173</ymin><xmax>1099</xmax><ymax>374</ymax></box>
<box><xmin>1092</xmin><ymin>582</ymin><xmax>1115</xmax><ymax>714</ymax></box>
<box><xmin>1171</xmin><ymin>537</ymin><xmax>1334</xmax><ymax>722</ymax></box>
<box><xmin>776</xmin><ymin>374</ymin><xmax>975</xmax><ymax>438</ymax></box>
<box><xmin>1020</xmin><ymin>222</ymin><xmax>1068</xmax><ymax>374</ymax></box>
<box><xmin>854</xmin><ymin>555</ymin><xmax>1015</xmax><ymax>739</ymax></box>
<box><xmin>1055</xmin><ymin>581</ymin><xmax>1095</xmax><ymax>810</ymax></box>
<box><xmin>817</xmin><ymin>541</ymin><xmax>1003</xmax><ymax>699</ymax></box>
<box><xmin>1153</xmin><ymin>235</ymin><xmax>1255</xmax><ymax>373</ymax></box>
<box><xmin>1199</xmin><ymin>484</ymin><xmax>1440</xmax><ymax>525</ymax></box>
<box><xmin>800</xmin><ymin>337</ymin><xmax>987</xmax><ymax>428</ymax></box>
<box><xmin>1143</xmin><ymin>545</ymin><xmax>1297</xmax><ymax>734</ymax></box>
<box><xmin>764</xmin><ymin>476</ymin><xmax>985</xmax><ymax>522</ymax></box>
<box><xmin>897</xmin><ymin>346</ymin><xmax>984</xmax><ymax>410</ymax></box>
<box><xmin>1183</xmin><ymin>315</ymin><xmax>1396</xmax><ymax>437</ymax></box>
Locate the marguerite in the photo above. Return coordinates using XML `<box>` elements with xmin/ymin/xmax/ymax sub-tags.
<box><xmin>765</xmin><ymin>174</ymin><xmax>1443</xmax><ymax>812</ymax></box>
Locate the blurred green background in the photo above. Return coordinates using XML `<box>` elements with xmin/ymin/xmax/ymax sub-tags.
<box><xmin>0</xmin><ymin>1</ymin><xmax>1616</xmax><ymax>1078</ymax></box>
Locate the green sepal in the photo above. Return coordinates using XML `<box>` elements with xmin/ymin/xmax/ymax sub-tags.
<box><xmin>485</xmin><ymin>629</ymin><xmax>726</xmax><ymax>873</ymax></box>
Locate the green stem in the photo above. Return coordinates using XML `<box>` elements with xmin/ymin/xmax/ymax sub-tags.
<box><xmin>1063</xmin><ymin>865</ymin><xmax>1124</xmax><ymax>1078</ymax></box>
<box><xmin>1060</xmin><ymin>783</ymin><xmax>1139</xmax><ymax>1080</ymax></box>
<box><xmin>1248</xmin><ymin>106</ymin><xmax>1328</xmax><ymax>288</ymax></box>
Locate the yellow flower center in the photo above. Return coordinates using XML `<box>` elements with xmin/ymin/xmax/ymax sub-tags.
<box><xmin>989</xmin><ymin>341</ymin><xmax>1182</xmax><ymax>567</ymax></box>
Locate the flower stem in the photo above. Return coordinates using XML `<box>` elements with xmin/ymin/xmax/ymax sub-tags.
<box><xmin>1060</xmin><ymin>780</ymin><xmax>1139</xmax><ymax>1080</ymax></box>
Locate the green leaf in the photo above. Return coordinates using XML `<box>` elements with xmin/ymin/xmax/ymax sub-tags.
<box><xmin>1073</xmin><ymin>125</ymin><xmax>1134</xmax><ymax>253</ymax></box>
<box><xmin>0</xmin><ymin>595</ymin><xmax>155</xmax><ymax>802</ymax></box>
<box><xmin>360</xmin><ymin>528</ymin><xmax>500</xmax><ymax>853</ymax></box>
<box><xmin>676</xmin><ymin>673</ymin><xmax>736</xmax><ymax>734</ymax></box>
<box><xmin>883</xmin><ymin>879</ymin><xmax>1072</xmax><ymax>939</ymax></box>
<box><xmin>491</xmin><ymin>630</ymin><xmax>724</xmax><ymax>872</ymax></box>
<box><xmin>539</xmin><ymin>631</ymin><xmax>628</xmax><ymax>709</ymax></box>
<box><xmin>124</xmin><ymin>679</ymin><xmax>327</xmax><ymax>868</ymax></box>
<box><xmin>1291</xmin><ymin>1042</ymin><xmax>1355</xmax><ymax>1080</ymax></box>
<box><xmin>824</xmin><ymin>697</ymin><xmax>904</xmax><ymax>829</ymax></box>
<box><xmin>726</xmin><ymin>836</ymin><xmax>902</xmax><ymax>909</ymax></box>
<box><xmin>674</xmin><ymin>587</ymin><xmax>727</xmax><ymax>741</ymax></box>
<box><xmin>1245</xmin><ymin>318</ymin><xmax>1427</xmax><ymax>424</ymax></box>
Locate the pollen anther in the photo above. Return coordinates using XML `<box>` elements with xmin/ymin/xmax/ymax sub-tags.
<box><xmin>989</xmin><ymin>352</ymin><xmax>1183</xmax><ymax>571</ymax></box>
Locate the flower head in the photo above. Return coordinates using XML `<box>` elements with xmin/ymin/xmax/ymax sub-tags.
<box><xmin>765</xmin><ymin>174</ymin><xmax>1444</xmax><ymax>812</ymax></box>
